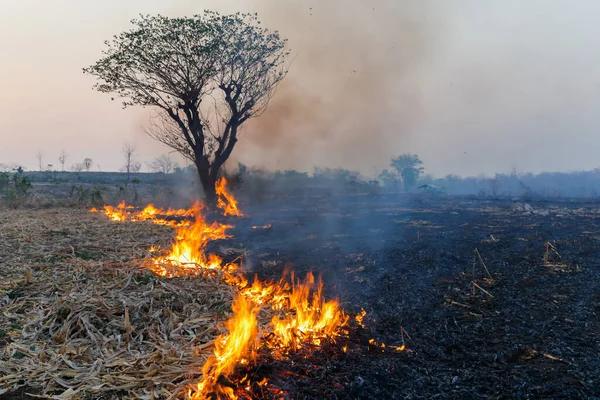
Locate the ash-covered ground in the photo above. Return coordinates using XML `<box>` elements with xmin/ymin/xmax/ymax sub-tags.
<box><xmin>219</xmin><ymin>193</ymin><xmax>600</xmax><ymax>399</ymax></box>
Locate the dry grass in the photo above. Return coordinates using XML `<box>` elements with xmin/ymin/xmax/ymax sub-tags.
<box><xmin>0</xmin><ymin>208</ymin><xmax>234</xmax><ymax>399</ymax></box>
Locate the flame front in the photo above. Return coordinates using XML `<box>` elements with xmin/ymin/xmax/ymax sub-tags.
<box><xmin>92</xmin><ymin>201</ymin><xmax>198</xmax><ymax>227</ymax></box>
<box><xmin>188</xmin><ymin>272</ymin><xmax>348</xmax><ymax>399</ymax></box>
<box><xmin>92</xmin><ymin>192</ymin><xmax>353</xmax><ymax>399</ymax></box>
<box><xmin>93</xmin><ymin>200</ymin><xmax>132</xmax><ymax>221</ymax></box>
<box><xmin>355</xmin><ymin>308</ymin><xmax>367</xmax><ymax>328</ymax></box>
<box><xmin>133</xmin><ymin>203</ymin><xmax>198</xmax><ymax>226</ymax></box>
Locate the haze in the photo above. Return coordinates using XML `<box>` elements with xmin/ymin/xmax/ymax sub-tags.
<box><xmin>1</xmin><ymin>0</ymin><xmax>599</xmax><ymax>177</ymax></box>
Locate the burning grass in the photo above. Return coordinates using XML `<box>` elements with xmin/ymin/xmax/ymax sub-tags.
<box><xmin>1</xmin><ymin>181</ymin><xmax>353</xmax><ymax>399</ymax></box>
<box><xmin>108</xmin><ymin>199</ymin><xmax>351</xmax><ymax>399</ymax></box>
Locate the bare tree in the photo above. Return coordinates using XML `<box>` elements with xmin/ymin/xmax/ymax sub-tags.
<box><xmin>36</xmin><ymin>149</ymin><xmax>44</xmax><ymax>172</ymax></box>
<box><xmin>85</xmin><ymin>12</ymin><xmax>289</xmax><ymax>204</ymax></box>
<box><xmin>71</xmin><ymin>163</ymin><xmax>85</xmax><ymax>172</ymax></box>
<box><xmin>148</xmin><ymin>153</ymin><xmax>179</xmax><ymax>174</ymax></box>
<box><xmin>58</xmin><ymin>150</ymin><xmax>67</xmax><ymax>172</ymax></box>
<box><xmin>122</xmin><ymin>143</ymin><xmax>141</xmax><ymax>182</ymax></box>
<box><xmin>0</xmin><ymin>163</ymin><xmax>22</xmax><ymax>173</ymax></box>
<box><xmin>83</xmin><ymin>158</ymin><xmax>93</xmax><ymax>172</ymax></box>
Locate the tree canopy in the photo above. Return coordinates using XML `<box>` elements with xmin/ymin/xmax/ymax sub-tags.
<box><xmin>84</xmin><ymin>11</ymin><xmax>289</xmax><ymax>201</ymax></box>
<box><xmin>391</xmin><ymin>154</ymin><xmax>424</xmax><ymax>191</ymax></box>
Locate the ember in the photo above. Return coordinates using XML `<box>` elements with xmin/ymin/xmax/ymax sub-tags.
<box><xmin>252</xmin><ymin>224</ymin><xmax>272</xmax><ymax>229</ymax></box>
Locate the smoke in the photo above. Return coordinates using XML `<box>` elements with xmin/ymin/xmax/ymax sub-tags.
<box><xmin>165</xmin><ymin>0</ymin><xmax>600</xmax><ymax>177</ymax></box>
<box><xmin>226</xmin><ymin>0</ymin><xmax>441</xmax><ymax>176</ymax></box>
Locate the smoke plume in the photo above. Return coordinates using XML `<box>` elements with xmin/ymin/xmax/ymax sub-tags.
<box><xmin>225</xmin><ymin>0</ymin><xmax>441</xmax><ymax>175</ymax></box>
<box><xmin>167</xmin><ymin>0</ymin><xmax>600</xmax><ymax>177</ymax></box>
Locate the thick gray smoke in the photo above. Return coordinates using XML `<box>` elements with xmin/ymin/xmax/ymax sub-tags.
<box><xmin>232</xmin><ymin>0</ymin><xmax>440</xmax><ymax>175</ymax></box>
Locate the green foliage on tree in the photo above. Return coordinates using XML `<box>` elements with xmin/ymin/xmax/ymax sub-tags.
<box><xmin>391</xmin><ymin>154</ymin><xmax>424</xmax><ymax>191</ymax></box>
<box><xmin>84</xmin><ymin>11</ymin><xmax>289</xmax><ymax>203</ymax></box>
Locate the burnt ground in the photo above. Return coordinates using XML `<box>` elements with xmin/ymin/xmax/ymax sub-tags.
<box><xmin>219</xmin><ymin>194</ymin><xmax>600</xmax><ymax>399</ymax></box>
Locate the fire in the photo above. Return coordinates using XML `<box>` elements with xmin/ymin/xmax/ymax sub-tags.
<box><xmin>252</xmin><ymin>224</ymin><xmax>272</xmax><ymax>229</ymax></box>
<box><xmin>150</xmin><ymin>208</ymin><xmax>235</xmax><ymax>277</ymax></box>
<box><xmin>92</xmin><ymin>201</ymin><xmax>198</xmax><ymax>227</ymax></box>
<box><xmin>216</xmin><ymin>178</ymin><xmax>243</xmax><ymax>217</ymax></box>
<box><xmin>190</xmin><ymin>295</ymin><xmax>260</xmax><ymax>399</ymax></box>
<box><xmin>358</xmin><ymin>309</ymin><xmax>406</xmax><ymax>353</ymax></box>
<box><xmin>132</xmin><ymin>203</ymin><xmax>198</xmax><ymax>226</ymax></box>
<box><xmin>188</xmin><ymin>272</ymin><xmax>348</xmax><ymax>399</ymax></box>
<box><xmin>268</xmin><ymin>272</ymin><xmax>348</xmax><ymax>352</ymax></box>
<box><xmin>92</xmin><ymin>200</ymin><xmax>132</xmax><ymax>221</ymax></box>
<box><xmin>368</xmin><ymin>338</ymin><xmax>406</xmax><ymax>352</ymax></box>
<box><xmin>92</xmin><ymin>190</ymin><xmax>357</xmax><ymax>399</ymax></box>
<box><xmin>355</xmin><ymin>308</ymin><xmax>367</xmax><ymax>328</ymax></box>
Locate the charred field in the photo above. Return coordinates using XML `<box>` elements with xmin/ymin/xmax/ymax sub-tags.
<box><xmin>1</xmin><ymin>192</ymin><xmax>599</xmax><ymax>399</ymax></box>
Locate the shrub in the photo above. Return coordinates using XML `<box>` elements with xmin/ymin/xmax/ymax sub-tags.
<box><xmin>1</xmin><ymin>172</ymin><xmax>32</xmax><ymax>207</ymax></box>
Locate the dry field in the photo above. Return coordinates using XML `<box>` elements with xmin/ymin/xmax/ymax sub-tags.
<box><xmin>0</xmin><ymin>208</ymin><xmax>234</xmax><ymax>399</ymax></box>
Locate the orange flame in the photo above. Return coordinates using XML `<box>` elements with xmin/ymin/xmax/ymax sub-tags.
<box><xmin>252</xmin><ymin>224</ymin><xmax>272</xmax><ymax>229</ymax></box>
<box><xmin>97</xmin><ymin>200</ymin><xmax>132</xmax><ymax>221</ymax></box>
<box><xmin>368</xmin><ymin>338</ymin><xmax>406</xmax><ymax>352</ymax></box>
<box><xmin>92</xmin><ymin>201</ymin><xmax>198</xmax><ymax>227</ymax></box>
<box><xmin>216</xmin><ymin>178</ymin><xmax>243</xmax><ymax>217</ymax></box>
<box><xmin>132</xmin><ymin>203</ymin><xmax>198</xmax><ymax>227</ymax></box>
<box><xmin>190</xmin><ymin>295</ymin><xmax>260</xmax><ymax>399</ymax></box>
<box><xmin>268</xmin><ymin>272</ymin><xmax>348</xmax><ymax>352</ymax></box>
<box><xmin>91</xmin><ymin>192</ymin><xmax>354</xmax><ymax>398</ymax></box>
<box><xmin>355</xmin><ymin>308</ymin><xmax>367</xmax><ymax>328</ymax></box>
<box><xmin>150</xmin><ymin>208</ymin><xmax>235</xmax><ymax>277</ymax></box>
<box><xmin>188</xmin><ymin>272</ymin><xmax>348</xmax><ymax>399</ymax></box>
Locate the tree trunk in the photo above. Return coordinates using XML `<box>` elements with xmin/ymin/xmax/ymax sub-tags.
<box><xmin>195</xmin><ymin>159</ymin><xmax>217</xmax><ymax>208</ymax></box>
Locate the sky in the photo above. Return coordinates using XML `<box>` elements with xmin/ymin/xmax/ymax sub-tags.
<box><xmin>1</xmin><ymin>0</ymin><xmax>600</xmax><ymax>177</ymax></box>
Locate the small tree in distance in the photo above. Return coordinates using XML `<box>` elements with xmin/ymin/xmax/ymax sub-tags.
<box><xmin>83</xmin><ymin>158</ymin><xmax>93</xmax><ymax>172</ymax></box>
<box><xmin>391</xmin><ymin>154</ymin><xmax>424</xmax><ymax>191</ymax></box>
<box><xmin>84</xmin><ymin>12</ymin><xmax>289</xmax><ymax>205</ymax></box>
<box><xmin>148</xmin><ymin>154</ymin><xmax>179</xmax><ymax>174</ymax></box>
<box><xmin>36</xmin><ymin>150</ymin><xmax>44</xmax><ymax>172</ymax></box>
<box><xmin>58</xmin><ymin>150</ymin><xmax>68</xmax><ymax>172</ymax></box>
<box><xmin>122</xmin><ymin>143</ymin><xmax>141</xmax><ymax>182</ymax></box>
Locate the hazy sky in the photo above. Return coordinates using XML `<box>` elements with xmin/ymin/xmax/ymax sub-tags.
<box><xmin>1</xmin><ymin>0</ymin><xmax>599</xmax><ymax>177</ymax></box>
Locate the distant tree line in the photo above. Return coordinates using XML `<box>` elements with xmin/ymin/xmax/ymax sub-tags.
<box><xmin>10</xmin><ymin>146</ymin><xmax>181</xmax><ymax>176</ymax></box>
<box><xmin>4</xmin><ymin>151</ymin><xmax>600</xmax><ymax>201</ymax></box>
<box><xmin>232</xmin><ymin>154</ymin><xmax>600</xmax><ymax>200</ymax></box>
